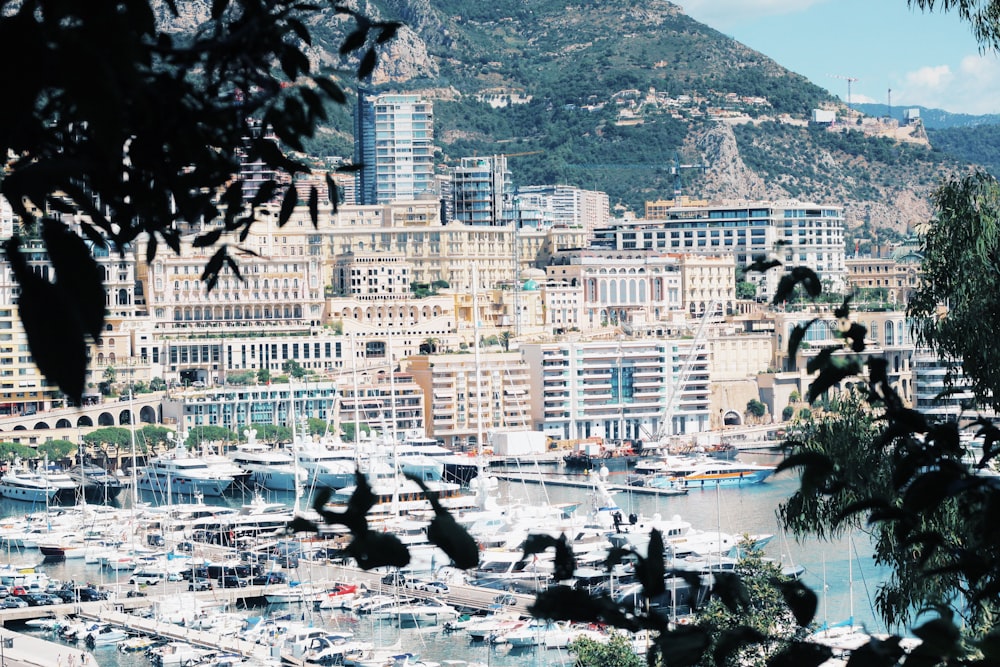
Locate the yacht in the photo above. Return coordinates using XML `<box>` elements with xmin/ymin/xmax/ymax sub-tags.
<box><xmin>633</xmin><ymin>454</ymin><xmax>775</xmax><ymax>488</ymax></box>
<box><xmin>229</xmin><ymin>442</ymin><xmax>298</xmax><ymax>491</ymax></box>
<box><xmin>0</xmin><ymin>468</ymin><xmax>60</xmax><ymax>503</ymax></box>
<box><xmin>65</xmin><ymin>463</ymin><xmax>124</xmax><ymax>503</ymax></box>
<box><xmin>136</xmin><ymin>446</ymin><xmax>236</xmax><ymax>498</ymax></box>
<box><xmin>37</xmin><ymin>469</ymin><xmax>80</xmax><ymax>504</ymax></box>
<box><xmin>399</xmin><ymin>433</ymin><xmax>480</xmax><ymax>485</ymax></box>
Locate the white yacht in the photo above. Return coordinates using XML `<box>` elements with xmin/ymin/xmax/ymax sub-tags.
<box><xmin>229</xmin><ymin>442</ymin><xmax>298</xmax><ymax>491</ymax></box>
<box><xmin>0</xmin><ymin>468</ymin><xmax>59</xmax><ymax>503</ymax></box>
<box><xmin>135</xmin><ymin>446</ymin><xmax>236</xmax><ymax>498</ymax></box>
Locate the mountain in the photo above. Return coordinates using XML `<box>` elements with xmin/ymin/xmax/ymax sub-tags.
<box><xmin>299</xmin><ymin>0</ymin><xmax>974</xmax><ymax>239</ymax></box>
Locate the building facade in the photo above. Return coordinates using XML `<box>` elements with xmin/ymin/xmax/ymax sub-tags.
<box><xmin>403</xmin><ymin>352</ymin><xmax>532</xmax><ymax>449</ymax></box>
<box><xmin>355</xmin><ymin>90</ymin><xmax>436</xmax><ymax>205</ymax></box>
<box><xmin>595</xmin><ymin>199</ymin><xmax>846</xmax><ymax>301</ymax></box>
<box><xmin>519</xmin><ymin>338</ymin><xmax>711</xmax><ymax>443</ymax></box>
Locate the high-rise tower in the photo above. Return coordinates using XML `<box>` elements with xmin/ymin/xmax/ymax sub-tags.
<box><xmin>355</xmin><ymin>89</ymin><xmax>435</xmax><ymax>205</ymax></box>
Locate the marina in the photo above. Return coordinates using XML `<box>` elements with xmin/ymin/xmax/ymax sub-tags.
<box><xmin>0</xmin><ymin>449</ymin><xmax>895</xmax><ymax>667</ymax></box>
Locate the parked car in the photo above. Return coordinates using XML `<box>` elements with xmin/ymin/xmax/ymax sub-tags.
<box><xmin>53</xmin><ymin>589</ymin><xmax>77</xmax><ymax>603</ymax></box>
<box><xmin>381</xmin><ymin>572</ymin><xmax>408</xmax><ymax>587</ymax></box>
<box><xmin>20</xmin><ymin>593</ymin><xmax>51</xmax><ymax>607</ymax></box>
<box><xmin>251</xmin><ymin>572</ymin><xmax>286</xmax><ymax>586</ymax></box>
<box><xmin>1</xmin><ymin>597</ymin><xmax>27</xmax><ymax>609</ymax></box>
<box><xmin>0</xmin><ymin>585</ymin><xmax>9</xmax><ymax>598</ymax></box>
<box><xmin>419</xmin><ymin>581</ymin><xmax>450</xmax><ymax>595</ymax></box>
<box><xmin>217</xmin><ymin>575</ymin><xmax>247</xmax><ymax>589</ymax></box>
<box><xmin>493</xmin><ymin>593</ymin><xmax>517</xmax><ymax>606</ymax></box>
<box><xmin>188</xmin><ymin>580</ymin><xmax>213</xmax><ymax>591</ymax></box>
<box><xmin>78</xmin><ymin>587</ymin><xmax>107</xmax><ymax>602</ymax></box>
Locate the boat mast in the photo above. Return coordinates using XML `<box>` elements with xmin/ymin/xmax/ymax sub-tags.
<box><xmin>291</xmin><ymin>388</ymin><xmax>301</xmax><ymax>514</ymax></box>
<box><xmin>473</xmin><ymin>263</ymin><xmax>485</xmax><ymax>463</ymax></box>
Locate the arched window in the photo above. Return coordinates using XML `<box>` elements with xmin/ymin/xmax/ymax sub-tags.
<box><xmin>885</xmin><ymin>321</ymin><xmax>894</xmax><ymax>347</ymax></box>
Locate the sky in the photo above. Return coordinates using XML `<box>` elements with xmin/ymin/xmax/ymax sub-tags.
<box><xmin>672</xmin><ymin>0</ymin><xmax>1000</xmax><ymax>116</ymax></box>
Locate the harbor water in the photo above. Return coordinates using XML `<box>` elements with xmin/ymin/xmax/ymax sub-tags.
<box><xmin>2</xmin><ymin>451</ymin><xmax>895</xmax><ymax>667</ymax></box>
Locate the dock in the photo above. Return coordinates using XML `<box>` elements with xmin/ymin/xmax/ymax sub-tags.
<box><xmin>494</xmin><ymin>472</ymin><xmax>688</xmax><ymax>496</ymax></box>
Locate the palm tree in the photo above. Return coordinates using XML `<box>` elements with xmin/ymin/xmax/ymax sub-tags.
<box><xmin>421</xmin><ymin>337</ymin><xmax>439</xmax><ymax>354</ymax></box>
<box><xmin>499</xmin><ymin>331</ymin><xmax>512</xmax><ymax>352</ymax></box>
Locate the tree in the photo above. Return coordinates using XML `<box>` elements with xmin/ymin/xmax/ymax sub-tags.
<box><xmin>149</xmin><ymin>377</ymin><xmax>167</xmax><ymax>391</ymax></box>
<box><xmin>103</xmin><ymin>366</ymin><xmax>118</xmax><ymax>387</ymax></box>
<box><xmin>746</xmin><ymin>399</ymin><xmax>767</xmax><ymax>420</ymax></box>
<box><xmin>226</xmin><ymin>370</ymin><xmax>256</xmax><ymax>385</ymax></box>
<box><xmin>499</xmin><ymin>330</ymin><xmax>512</xmax><ymax>352</ymax></box>
<box><xmin>184</xmin><ymin>425</ymin><xmax>237</xmax><ymax>450</ymax></box>
<box><xmin>909</xmin><ymin>171</ymin><xmax>1000</xmax><ymax>412</ymax></box>
<box><xmin>340</xmin><ymin>422</ymin><xmax>371</xmax><ymax>443</ymax></box>
<box><xmin>138</xmin><ymin>425</ymin><xmax>175</xmax><ymax>450</ymax></box>
<box><xmin>282</xmin><ymin>359</ymin><xmax>307</xmax><ymax>379</ymax></box>
<box><xmin>37</xmin><ymin>439</ymin><xmax>76</xmax><ymax>461</ymax></box>
<box><xmin>83</xmin><ymin>427</ymin><xmax>131</xmax><ymax>449</ymax></box>
<box><xmin>0</xmin><ymin>442</ymin><xmax>36</xmax><ymax>462</ymax></box>
<box><xmin>257</xmin><ymin>368</ymin><xmax>271</xmax><ymax>385</ymax></box>
<box><xmin>0</xmin><ymin>2</ymin><xmax>397</xmax><ymax>403</ymax></box>
<box><xmin>737</xmin><ymin>280</ymin><xmax>757</xmax><ymax>300</ymax></box>
<box><xmin>911</xmin><ymin>0</ymin><xmax>1000</xmax><ymax>52</ymax></box>
<box><xmin>569</xmin><ymin>632</ymin><xmax>642</xmax><ymax>667</ymax></box>
<box><xmin>693</xmin><ymin>543</ymin><xmax>806</xmax><ymax>667</ymax></box>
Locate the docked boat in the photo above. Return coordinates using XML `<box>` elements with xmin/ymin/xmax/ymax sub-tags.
<box><xmin>562</xmin><ymin>439</ymin><xmax>642</xmax><ymax>471</ymax></box>
<box><xmin>328</xmin><ymin>475</ymin><xmax>474</xmax><ymax>516</ymax></box>
<box><xmin>85</xmin><ymin>624</ymin><xmax>129</xmax><ymax>647</ymax></box>
<box><xmin>0</xmin><ymin>469</ymin><xmax>60</xmax><ymax>503</ymax></box>
<box><xmin>392</xmin><ymin>598</ymin><xmax>459</xmax><ymax>626</ymax></box>
<box><xmin>315</xmin><ymin>582</ymin><xmax>359</xmax><ymax>610</ymax></box>
<box><xmin>633</xmin><ymin>454</ymin><xmax>775</xmax><ymax>488</ymax></box>
<box><xmin>64</xmin><ymin>463</ymin><xmax>124</xmax><ymax>503</ymax></box>
<box><xmin>136</xmin><ymin>446</ymin><xmax>236</xmax><ymax>498</ymax></box>
<box><xmin>228</xmin><ymin>442</ymin><xmax>298</xmax><ymax>492</ymax></box>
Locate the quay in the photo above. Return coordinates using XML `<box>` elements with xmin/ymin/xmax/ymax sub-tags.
<box><xmin>0</xmin><ymin>625</ymin><xmax>95</xmax><ymax>667</ymax></box>
<box><xmin>494</xmin><ymin>472</ymin><xmax>688</xmax><ymax>497</ymax></box>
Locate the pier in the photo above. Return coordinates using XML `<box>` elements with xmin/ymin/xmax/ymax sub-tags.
<box><xmin>494</xmin><ymin>472</ymin><xmax>688</xmax><ymax>496</ymax></box>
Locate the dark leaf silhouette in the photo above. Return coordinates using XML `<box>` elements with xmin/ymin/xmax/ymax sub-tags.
<box><xmin>772</xmin><ymin>266</ymin><xmax>822</xmax><ymax>303</ymax></box>
<box><xmin>649</xmin><ymin>625</ymin><xmax>712</xmax><ymax>667</ymax></box>
<box><xmin>4</xmin><ymin>237</ymin><xmax>88</xmax><ymax>403</ymax></box>
<box><xmin>358</xmin><ymin>48</ymin><xmax>377</xmax><ymax>79</ymax></box>
<box><xmin>713</xmin><ymin>627</ymin><xmax>765</xmax><ymax>666</ymax></box>
<box><xmin>405</xmin><ymin>475</ymin><xmax>479</xmax><ymax>570</ymax></box>
<box><xmin>345</xmin><ymin>531</ymin><xmax>410</xmax><ymax>570</ymax></box>
<box><xmin>767</xmin><ymin>641</ymin><xmax>832</xmax><ymax>667</ymax></box>
<box><xmin>636</xmin><ymin>529</ymin><xmax>665</xmax><ymax>599</ymax></box>
<box><xmin>772</xmin><ymin>578</ymin><xmax>817</xmax><ymax>627</ymax></box>
<box><xmin>308</xmin><ymin>186</ymin><xmax>319</xmax><ymax>228</ymax></box>
<box><xmin>710</xmin><ymin>571</ymin><xmax>750</xmax><ymax>613</ymax></box>
<box><xmin>788</xmin><ymin>318</ymin><xmax>817</xmax><ymax>363</ymax></box>
<box><xmin>42</xmin><ymin>219</ymin><xmax>106</xmax><ymax>344</ymax></box>
<box><xmin>528</xmin><ymin>586</ymin><xmax>637</xmax><ymax>630</ymax></box>
<box><xmin>278</xmin><ymin>183</ymin><xmax>298</xmax><ymax>227</ymax></box>
<box><xmin>744</xmin><ymin>255</ymin><xmax>782</xmax><ymax>274</ymax></box>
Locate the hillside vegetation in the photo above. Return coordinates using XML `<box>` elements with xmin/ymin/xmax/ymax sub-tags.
<box><xmin>300</xmin><ymin>0</ymin><xmax>974</xmax><ymax>237</ymax></box>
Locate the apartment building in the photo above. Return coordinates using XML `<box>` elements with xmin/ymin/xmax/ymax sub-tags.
<box><xmin>594</xmin><ymin>199</ymin><xmax>846</xmax><ymax>301</ymax></box>
<box><xmin>404</xmin><ymin>352</ymin><xmax>532</xmax><ymax>450</ymax></box>
<box><xmin>519</xmin><ymin>338</ymin><xmax>711</xmax><ymax>443</ymax></box>
<box><xmin>355</xmin><ymin>90</ymin><xmax>436</xmax><ymax>205</ymax></box>
<box><xmin>546</xmin><ymin>249</ymin><xmax>683</xmax><ymax>329</ymax></box>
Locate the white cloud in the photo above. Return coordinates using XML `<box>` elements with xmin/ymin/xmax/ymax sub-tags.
<box><xmin>675</xmin><ymin>0</ymin><xmax>828</xmax><ymax>29</ymax></box>
<box><xmin>897</xmin><ymin>55</ymin><xmax>1000</xmax><ymax>114</ymax></box>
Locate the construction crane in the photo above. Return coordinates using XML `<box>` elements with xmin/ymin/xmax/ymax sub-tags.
<box><xmin>830</xmin><ymin>74</ymin><xmax>859</xmax><ymax>109</ymax></box>
<box><xmin>669</xmin><ymin>151</ymin><xmax>709</xmax><ymax>198</ymax></box>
